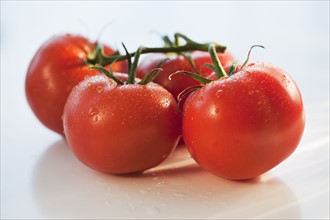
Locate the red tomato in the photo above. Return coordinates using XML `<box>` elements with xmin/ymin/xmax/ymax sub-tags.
<box><xmin>63</xmin><ymin>74</ymin><xmax>181</xmax><ymax>174</ymax></box>
<box><xmin>136</xmin><ymin>51</ymin><xmax>234</xmax><ymax>100</ymax></box>
<box><xmin>25</xmin><ymin>34</ymin><xmax>126</xmax><ymax>135</ymax></box>
<box><xmin>182</xmin><ymin>62</ymin><xmax>305</xmax><ymax>180</ymax></box>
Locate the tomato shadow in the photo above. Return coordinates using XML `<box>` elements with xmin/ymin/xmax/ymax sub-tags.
<box><xmin>32</xmin><ymin>140</ymin><xmax>301</xmax><ymax>219</ymax></box>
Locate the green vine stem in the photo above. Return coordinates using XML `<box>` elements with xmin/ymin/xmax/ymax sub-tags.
<box><xmin>88</xmin><ymin>36</ymin><xmax>226</xmax><ymax>66</ymax></box>
<box><xmin>128</xmin><ymin>46</ymin><xmax>143</xmax><ymax>84</ymax></box>
<box><xmin>208</xmin><ymin>43</ymin><xmax>228</xmax><ymax>79</ymax></box>
<box><xmin>240</xmin><ymin>45</ymin><xmax>265</xmax><ymax>70</ymax></box>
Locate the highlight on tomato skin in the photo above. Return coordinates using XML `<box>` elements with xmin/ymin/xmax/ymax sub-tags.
<box><xmin>25</xmin><ymin>34</ymin><xmax>126</xmax><ymax>136</ymax></box>
<box><xmin>182</xmin><ymin>62</ymin><xmax>305</xmax><ymax>180</ymax></box>
<box><xmin>63</xmin><ymin>74</ymin><xmax>182</xmax><ymax>174</ymax></box>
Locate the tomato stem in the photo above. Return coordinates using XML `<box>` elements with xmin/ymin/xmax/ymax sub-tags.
<box><xmin>90</xmin><ymin>41</ymin><xmax>226</xmax><ymax>66</ymax></box>
<box><xmin>128</xmin><ymin>47</ymin><xmax>143</xmax><ymax>84</ymax></box>
<box><xmin>240</xmin><ymin>45</ymin><xmax>265</xmax><ymax>70</ymax></box>
<box><xmin>138</xmin><ymin>68</ymin><xmax>163</xmax><ymax>85</ymax></box>
<box><xmin>89</xmin><ymin>65</ymin><xmax>124</xmax><ymax>85</ymax></box>
<box><xmin>174</xmin><ymin>33</ymin><xmax>198</xmax><ymax>45</ymax></box>
<box><xmin>176</xmin><ymin>85</ymin><xmax>203</xmax><ymax>114</ymax></box>
<box><xmin>209</xmin><ymin>44</ymin><xmax>228</xmax><ymax>79</ymax></box>
<box><xmin>169</xmin><ymin>70</ymin><xmax>212</xmax><ymax>85</ymax></box>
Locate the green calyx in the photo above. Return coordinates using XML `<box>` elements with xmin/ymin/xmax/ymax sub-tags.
<box><xmin>89</xmin><ymin>44</ymin><xmax>163</xmax><ymax>85</ymax></box>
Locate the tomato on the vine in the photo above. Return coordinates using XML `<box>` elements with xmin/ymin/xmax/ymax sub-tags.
<box><xmin>63</xmin><ymin>73</ymin><xmax>181</xmax><ymax>174</ymax></box>
<box><xmin>182</xmin><ymin>61</ymin><xmax>305</xmax><ymax>180</ymax></box>
<box><xmin>136</xmin><ymin>51</ymin><xmax>234</xmax><ymax>100</ymax></box>
<box><xmin>25</xmin><ymin>34</ymin><xmax>127</xmax><ymax>135</ymax></box>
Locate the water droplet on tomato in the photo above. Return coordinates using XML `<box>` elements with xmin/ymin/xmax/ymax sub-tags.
<box><xmin>216</xmin><ymin>90</ymin><xmax>222</xmax><ymax>98</ymax></box>
<box><xmin>160</xmin><ymin>98</ymin><xmax>170</xmax><ymax>108</ymax></box>
<box><xmin>88</xmin><ymin>107</ymin><xmax>98</xmax><ymax>116</ymax></box>
<box><xmin>96</xmin><ymin>86</ymin><xmax>103</xmax><ymax>93</ymax></box>
<box><xmin>92</xmin><ymin>115</ymin><xmax>99</xmax><ymax>122</ymax></box>
<box><xmin>197</xmin><ymin>96</ymin><xmax>204</xmax><ymax>101</ymax></box>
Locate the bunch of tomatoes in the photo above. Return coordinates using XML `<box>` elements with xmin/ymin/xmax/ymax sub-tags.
<box><xmin>25</xmin><ymin>33</ymin><xmax>305</xmax><ymax>180</ymax></box>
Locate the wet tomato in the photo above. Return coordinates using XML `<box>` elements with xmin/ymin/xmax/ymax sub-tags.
<box><xmin>25</xmin><ymin>34</ymin><xmax>126</xmax><ymax>135</ymax></box>
<box><xmin>182</xmin><ymin>62</ymin><xmax>305</xmax><ymax>180</ymax></box>
<box><xmin>63</xmin><ymin>74</ymin><xmax>181</xmax><ymax>174</ymax></box>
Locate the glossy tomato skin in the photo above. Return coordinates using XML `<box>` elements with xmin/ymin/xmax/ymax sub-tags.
<box><xmin>63</xmin><ymin>75</ymin><xmax>181</xmax><ymax>174</ymax></box>
<box><xmin>25</xmin><ymin>34</ymin><xmax>125</xmax><ymax>135</ymax></box>
<box><xmin>183</xmin><ymin>62</ymin><xmax>305</xmax><ymax>180</ymax></box>
<box><xmin>136</xmin><ymin>51</ymin><xmax>234</xmax><ymax>100</ymax></box>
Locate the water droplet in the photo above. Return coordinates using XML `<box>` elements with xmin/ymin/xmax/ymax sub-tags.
<box><xmin>96</xmin><ymin>86</ymin><xmax>103</xmax><ymax>93</ymax></box>
<box><xmin>197</xmin><ymin>96</ymin><xmax>204</xmax><ymax>101</ymax></box>
<box><xmin>216</xmin><ymin>90</ymin><xmax>222</xmax><ymax>98</ymax></box>
<box><xmin>215</xmin><ymin>108</ymin><xmax>219</xmax><ymax>113</ymax></box>
<box><xmin>88</xmin><ymin>107</ymin><xmax>98</xmax><ymax>116</ymax></box>
<box><xmin>160</xmin><ymin>98</ymin><xmax>170</xmax><ymax>108</ymax></box>
<box><xmin>92</xmin><ymin>115</ymin><xmax>99</xmax><ymax>122</ymax></box>
<box><xmin>87</xmin><ymin>82</ymin><xmax>92</xmax><ymax>87</ymax></box>
<box><xmin>162</xmin><ymin>153</ymin><xmax>168</xmax><ymax>158</ymax></box>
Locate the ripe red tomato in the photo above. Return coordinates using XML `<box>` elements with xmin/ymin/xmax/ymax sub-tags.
<box><xmin>136</xmin><ymin>51</ymin><xmax>234</xmax><ymax>100</ymax></box>
<box><xmin>182</xmin><ymin>62</ymin><xmax>305</xmax><ymax>180</ymax></box>
<box><xmin>63</xmin><ymin>74</ymin><xmax>181</xmax><ymax>174</ymax></box>
<box><xmin>25</xmin><ymin>34</ymin><xmax>126</xmax><ymax>135</ymax></box>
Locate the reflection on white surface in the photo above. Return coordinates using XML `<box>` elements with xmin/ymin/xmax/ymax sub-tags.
<box><xmin>32</xmin><ymin>141</ymin><xmax>300</xmax><ymax>219</ymax></box>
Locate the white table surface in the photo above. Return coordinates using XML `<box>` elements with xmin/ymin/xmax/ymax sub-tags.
<box><xmin>1</xmin><ymin>1</ymin><xmax>329</xmax><ymax>219</ymax></box>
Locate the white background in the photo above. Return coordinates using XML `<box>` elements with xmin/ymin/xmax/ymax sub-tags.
<box><xmin>1</xmin><ymin>1</ymin><xmax>329</xmax><ymax>219</ymax></box>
